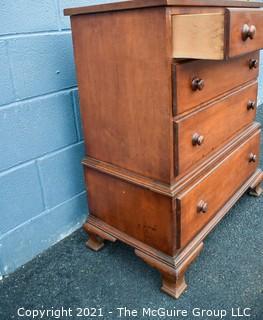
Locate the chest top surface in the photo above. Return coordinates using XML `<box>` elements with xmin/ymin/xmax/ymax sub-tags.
<box><xmin>64</xmin><ymin>0</ymin><xmax>263</xmax><ymax>16</ymax></box>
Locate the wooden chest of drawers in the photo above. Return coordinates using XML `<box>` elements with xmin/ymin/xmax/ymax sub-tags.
<box><xmin>65</xmin><ymin>0</ymin><xmax>263</xmax><ymax>299</ymax></box>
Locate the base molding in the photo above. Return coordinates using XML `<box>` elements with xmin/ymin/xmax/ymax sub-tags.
<box><xmin>135</xmin><ymin>242</ymin><xmax>203</xmax><ymax>299</ymax></box>
<box><xmin>249</xmin><ymin>185</ymin><xmax>263</xmax><ymax>197</ymax></box>
<box><xmin>84</xmin><ymin>215</ymin><xmax>204</xmax><ymax>299</ymax></box>
<box><xmin>83</xmin><ymin>168</ymin><xmax>262</xmax><ymax>299</ymax></box>
<box><xmin>248</xmin><ymin>171</ymin><xmax>263</xmax><ymax>197</ymax></box>
<box><xmin>84</xmin><ymin>222</ymin><xmax>117</xmax><ymax>251</ymax></box>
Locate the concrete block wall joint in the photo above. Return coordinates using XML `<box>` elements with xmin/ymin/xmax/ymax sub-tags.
<box><xmin>0</xmin><ymin>0</ymin><xmax>91</xmax><ymax>277</ymax></box>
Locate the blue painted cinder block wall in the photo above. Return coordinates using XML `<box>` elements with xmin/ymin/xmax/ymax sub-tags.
<box><xmin>0</xmin><ymin>0</ymin><xmax>262</xmax><ymax>276</ymax></box>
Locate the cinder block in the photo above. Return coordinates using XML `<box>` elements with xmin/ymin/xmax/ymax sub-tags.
<box><xmin>1</xmin><ymin>0</ymin><xmax>58</xmax><ymax>35</ymax></box>
<box><xmin>8</xmin><ymin>33</ymin><xmax>77</xmax><ymax>99</ymax></box>
<box><xmin>73</xmin><ymin>89</ymin><xmax>84</xmax><ymax>140</ymax></box>
<box><xmin>38</xmin><ymin>142</ymin><xmax>85</xmax><ymax>208</ymax></box>
<box><xmin>0</xmin><ymin>192</ymin><xmax>87</xmax><ymax>276</ymax></box>
<box><xmin>59</xmin><ymin>0</ymin><xmax>118</xmax><ymax>29</ymax></box>
<box><xmin>0</xmin><ymin>92</ymin><xmax>78</xmax><ymax>172</ymax></box>
<box><xmin>0</xmin><ymin>41</ymin><xmax>15</xmax><ymax>106</ymax></box>
<box><xmin>0</xmin><ymin>162</ymin><xmax>44</xmax><ymax>236</ymax></box>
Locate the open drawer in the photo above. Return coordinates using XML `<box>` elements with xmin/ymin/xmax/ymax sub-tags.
<box><xmin>172</xmin><ymin>8</ymin><xmax>263</xmax><ymax>60</ymax></box>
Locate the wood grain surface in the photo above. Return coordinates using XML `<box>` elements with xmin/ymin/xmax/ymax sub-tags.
<box><xmin>173</xmin><ymin>51</ymin><xmax>259</xmax><ymax>115</ymax></box>
<box><xmin>65</xmin><ymin>0</ymin><xmax>263</xmax><ymax>16</ymax></box>
<box><xmin>177</xmin><ymin>130</ymin><xmax>261</xmax><ymax>247</ymax></box>
<box><xmin>172</xmin><ymin>13</ymin><xmax>225</xmax><ymax>59</ymax></box>
<box><xmin>71</xmin><ymin>8</ymin><xmax>173</xmax><ymax>183</ymax></box>
<box><xmin>175</xmin><ymin>81</ymin><xmax>258</xmax><ymax>175</ymax></box>
<box><xmin>84</xmin><ymin>167</ymin><xmax>175</xmax><ymax>255</ymax></box>
<box><xmin>227</xmin><ymin>8</ymin><xmax>263</xmax><ymax>57</ymax></box>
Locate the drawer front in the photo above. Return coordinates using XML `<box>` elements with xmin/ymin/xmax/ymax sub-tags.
<box><xmin>175</xmin><ymin>82</ymin><xmax>258</xmax><ymax>175</ymax></box>
<box><xmin>172</xmin><ymin>12</ymin><xmax>225</xmax><ymax>60</ymax></box>
<box><xmin>173</xmin><ymin>52</ymin><xmax>259</xmax><ymax>115</ymax></box>
<box><xmin>177</xmin><ymin>130</ymin><xmax>261</xmax><ymax>247</ymax></box>
<box><xmin>227</xmin><ymin>9</ymin><xmax>263</xmax><ymax>58</ymax></box>
<box><xmin>172</xmin><ymin>9</ymin><xmax>263</xmax><ymax>60</ymax></box>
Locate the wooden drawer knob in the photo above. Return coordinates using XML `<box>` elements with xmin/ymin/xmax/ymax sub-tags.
<box><xmin>249</xmin><ymin>153</ymin><xmax>257</xmax><ymax>163</ymax></box>
<box><xmin>247</xmin><ymin>100</ymin><xmax>256</xmax><ymax>110</ymax></box>
<box><xmin>192</xmin><ymin>77</ymin><xmax>205</xmax><ymax>91</ymax></box>
<box><xmin>242</xmin><ymin>24</ymin><xmax>256</xmax><ymax>41</ymax></box>
<box><xmin>249</xmin><ymin>58</ymin><xmax>258</xmax><ymax>69</ymax></box>
<box><xmin>197</xmin><ymin>200</ymin><xmax>208</xmax><ymax>214</ymax></box>
<box><xmin>192</xmin><ymin>133</ymin><xmax>204</xmax><ymax>146</ymax></box>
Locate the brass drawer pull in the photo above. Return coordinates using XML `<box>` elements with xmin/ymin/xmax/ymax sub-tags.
<box><xmin>192</xmin><ymin>133</ymin><xmax>204</xmax><ymax>146</ymax></box>
<box><xmin>249</xmin><ymin>58</ymin><xmax>258</xmax><ymax>69</ymax></box>
<box><xmin>192</xmin><ymin>77</ymin><xmax>205</xmax><ymax>91</ymax></box>
<box><xmin>247</xmin><ymin>100</ymin><xmax>256</xmax><ymax>110</ymax></box>
<box><xmin>249</xmin><ymin>153</ymin><xmax>257</xmax><ymax>163</ymax></box>
<box><xmin>242</xmin><ymin>24</ymin><xmax>256</xmax><ymax>41</ymax></box>
<box><xmin>197</xmin><ymin>200</ymin><xmax>208</xmax><ymax>214</ymax></box>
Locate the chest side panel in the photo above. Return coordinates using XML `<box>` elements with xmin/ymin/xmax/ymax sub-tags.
<box><xmin>71</xmin><ymin>8</ymin><xmax>173</xmax><ymax>183</ymax></box>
